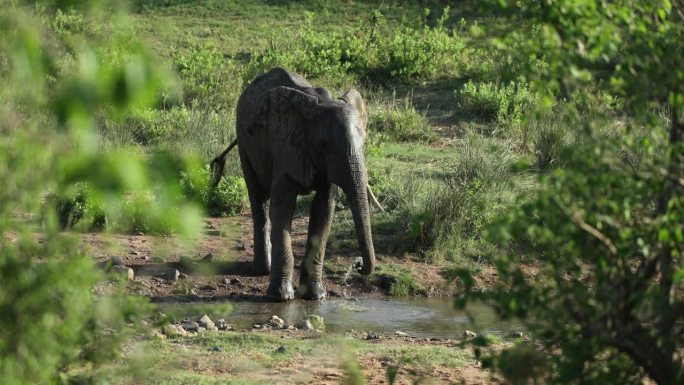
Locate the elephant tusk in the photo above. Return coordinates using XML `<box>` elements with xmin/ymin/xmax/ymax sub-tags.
<box><xmin>367</xmin><ymin>184</ymin><xmax>385</xmax><ymax>213</ymax></box>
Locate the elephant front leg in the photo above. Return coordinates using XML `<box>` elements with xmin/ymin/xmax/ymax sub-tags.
<box><xmin>267</xmin><ymin>175</ymin><xmax>298</xmax><ymax>301</ymax></box>
<box><xmin>296</xmin><ymin>184</ymin><xmax>335</xmax><ymax>300</ymax></box>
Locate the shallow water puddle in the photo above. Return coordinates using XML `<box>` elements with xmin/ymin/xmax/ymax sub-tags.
<box><xmin>160</xmin><ymin>297</ymin><xmax>521</xmax><ymax>338</ymax></box>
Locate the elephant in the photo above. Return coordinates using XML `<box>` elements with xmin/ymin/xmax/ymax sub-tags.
<box><xmin>210</xmin><ymin>68</ymin><xmax>383</xmax><ymax>301</ymax></box>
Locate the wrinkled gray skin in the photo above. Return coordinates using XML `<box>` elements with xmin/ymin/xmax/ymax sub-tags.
<box><xmin>214</xmin><ymin>68</ymin><xmax>376</xmax><ymax>301</ymax></box>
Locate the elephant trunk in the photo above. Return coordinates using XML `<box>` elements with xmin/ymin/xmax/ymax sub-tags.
<box><xmin>341</xmin><ymin>151</ymin><xmax>376</xmax><ymax>275</ymax></box>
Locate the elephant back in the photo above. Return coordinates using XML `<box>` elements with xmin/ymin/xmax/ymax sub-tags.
<box><xmin>237</xmin><ymin>68</ymin><xmax>314</xmax><ymax>136</ymax></box>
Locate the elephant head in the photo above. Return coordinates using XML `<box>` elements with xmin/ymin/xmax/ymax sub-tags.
<box><xmin>264</xmin><ymin>86</ymin><xmax>376</xmax><ymax>274</ymax></box>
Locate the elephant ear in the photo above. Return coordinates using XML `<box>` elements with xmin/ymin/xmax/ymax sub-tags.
<box><xmin>264</xmin><ymin>86</ymin><xmax>320</xmax><ymax>188</ymax></box>
<box><xmin>339</xmin><ymin>88</ymin><xmax>368</xmax><ymax>142</ymax></box>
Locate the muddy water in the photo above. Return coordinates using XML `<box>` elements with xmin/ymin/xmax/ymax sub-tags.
<box><xmin>163</xmin><ymin>298</ymin><xmax>521</xmax><ymax>339</ymax></box>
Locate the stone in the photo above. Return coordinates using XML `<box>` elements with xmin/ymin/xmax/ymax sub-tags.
<box><xmin>207</xmin><ymin>326</ymin><xmax>219</xmax><ymax>332</ymax></box>
<box><xmin>275</xmin><ymin>345</ymin><xmax>287</xmax><ymax>354</ymax></box>
<box><xmin>151</xmin><ymin>329</ymin><xmax>166</xmax><ymax>339</ymax></box>
<box><xmin>507</xmin><ymin>331</ymin><xmax>524</xmax><ymax>339</ymax></box>
<box><xmin>201</xmin><ymin>253</ymin><xmax>214</xmax><ymax>263</ymax></box>
<box><xmin>394</xmin><ymin>331</ymin><xmax>408</xmax><ymax>337</ymax></box>
<box><xmin>182</xmin><ymin>322</ymin><xmax>200</xmax><ymax>332</ymax></box>
<box><xmin>464</xmin><ymin>330</ymin><xmax>477</xmax><ymax>339</ymax></box>
<box><xmin>230</xmin><ymin>277</ymin><xmax>243</xmax><ymax>286</ymax></box>
<box><xmin>197</xmin><ymin>314</ymin><xmax>215</xmax><ymax>329</ymax></box>
<box><xmin>253</xmin><ymin>324</ymin><xmax>263</xmax><ymax>329</ymax></box>
<box><xmin>296</xmin><ymin>320</ymin><xmax>314</xmax><ymax>331</ymax></box>
<box><xmin>216</xmin><ymin>319</ymin><xmax>231</xmax><ymax>330</ymax></box>
<box><xmin>365</xmin><ymin>333</ymin><xmax>380</xmax><ymax>341</ymax></box>
<box><xmin>209</xmin><ymin>346</ymin><xmax>222</xmax><ymax>352</ymax></box>
<box><xmin>112</xmin><ymin>265</ymin><xmax>134</xmax><ymax>280</ymax></box>
<box><xmin>110</xmin><ymin>256</ymin><xmax>123</xmax><ymax>266</ymax></box>
<box><xmin>197</xmin><ymin>327</ymin><xmax>206</xmax><ymax>334</ymax></box>
<box><xmin>237</xmin><ymin>242</ymin><xmax>247</xmax><ymax>251</ymax></box>
<box><xmin>163</xmin><ymin>324</ymin><xmax>187</xmax><ymax>337</ymax></box>
<box><xmin>166</xmin><ymin>269</ymin><xmax>180</xmax><ymax>281</ymax></box>
<box><xmin>267</xmin><ymin>315</ymin><xmax>285</xmax><ymax>328</ymax></box>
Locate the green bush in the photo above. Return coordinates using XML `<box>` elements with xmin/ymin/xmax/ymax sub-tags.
<box><xmin>455</xmin><ymin>80</ymin><xmax>538</xmax><ymax>129</ymax></box>
<box><xmin>45</xmin><ymin>183</ymin><xmax>106</xmax><ymax>230</ymax></box>
<box><xmin>181</xmin><ymin>166</ymin><xmax>248</xmax><ymax>217</ymax></box>
<box><xmin>369</xmin><ymin>101</ymin><xmax>435</xmax><ymax>142</ymax></box>
<box><xmin>173</xmin><ymin>45</ymin><xmax>244</xmax><ymax>109</ymax></box>
<box><xmin>256</xmin><ymin>7</ymin><xmax>464</xmax><ymax>85</ymax></box>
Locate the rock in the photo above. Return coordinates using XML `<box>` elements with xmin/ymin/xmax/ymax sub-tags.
<box><xmin>230</xmin><ymin>277</ymin><xmax>243</xmax><ymax>286</ymax></box>
<box><xmin>365</xmin><ymin>333</ymin><xmax>380</xmax><ymax>341</ymax></box>
<box><xmin>152</xmin><ymin>330</ymin><xmax>166</xmax><ymax>339</ymax></box>
<box><xmin>328</xmin><ymin>289</ymin><xmax>344</xmax><ymax>298</ymax></box>
<box><xmin>237</xmin><ymin>242</ymin><xmax>247</xmax><ymax>251</ymax></box>
<box><xmin>464</xmin><ymin>330</ymin><xmax>477</xmax><ymax>339</ymax></box>
<box><xmin>197</xmin><ymin>327</ymin><xmax>206</xmax><ymax>334</ymax></box>
<box><xmin>359</xmin><ymin>332</ymin><xmax>368</xmax><ymax>340</ymax></box>
<box><xmin>253</xmin><ymin>324</ymin><xmax>263</xmax><ymax>329</ymax></box>
<box><xmin>197</xmin><ymin>314</ymin><xmax>215</xmax><ymax>329</ymax></box>
<box><xmin>166</xmin><ymin>269</ymin><xmax>180</xmax><ymax>281</ymax></box>
<box><xmin>507</xmin><ymin>331</ymin><xmax>524</xmax><ymax>339</ymax></box>
<box><xmin>130</xmin><ymin>250</ymin><xmax>139</xmax><ymax>256</ymax></box>
<box><xmin>207</xmin><ymin>326</ymin><xmax>219</xmax><ymax>332</ymax></box>
<box><xmin>182</xmin><ymin>322</ymin><xmax>200</xmax><ymax>332</ymax></box>
<box><xmin>216</xmin><ymin>319</ymin><xmax>231</xmax><ymax>330</ymax></box>
<box><xmin>112</xmin><ymin>265</ymin><xmax>134</xmax><ymax>280</ymax></box>
<box><xmin>200</xmin><ymin>283</ymin><xmax>218</xmax><ymax>291</ymax></box>
<box><xmin>296</xmin><ymin>320</ymin><xmax>314</xmax><ymax>331</ymax></box>
<box><xmin>275</xmin><ymin>345</ymin><xmax>287</xmax><ymax>354</ymax></box>
<box><xmin>179</xmin><ymin>272</ymin><xmax>189</xmax><ymax>279</ymax></box>
<box><xmin>201</xmin><ymin>253</ymin><xmax>214</xmax><ymax>263</ymax></box>
<box><xmin>209</xmin><ymin>346</ymin><xmax>222</xmax><ymax>352</ymax></box>
<box><xmin>163</xmin><ymin>324</ymin><xmax>187</xmax><ymax>337</ymax></box>
<box><xmin>110</xmin><ymin>256</ymin><xmax>123</xmax><ymax>266</ymax></box>
<box><xmin>308</xmin><ymin>315</ymin><xmax>324</xmax><ymax>330</ymax></box>
<box><xmin>267</xmin><ymin>315</ymin><xmax>285</xmax><ymax>328</ymax></box>
<box><xmin>394</xmin><ymin>331</ymin><xmax>408</xmax><ymax>337</ymax></box>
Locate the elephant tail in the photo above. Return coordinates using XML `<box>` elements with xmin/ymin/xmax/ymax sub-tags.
<box><xmin>210</xmin><ymin>139</ymin><xmax>238</xmax><ymax>188</ymax></box>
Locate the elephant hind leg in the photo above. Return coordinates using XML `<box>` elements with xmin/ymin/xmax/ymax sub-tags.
<box><xmin>267</xmin><ymin>174</ymin><xmax>299</xmax><ymax>301</ymax></box>
<box><xmin>296</xmin><ymin>183</ymin><xmax>335</xmax><ymax>300</ymax></box>
<box><xmin>239</xmin><ymin>149</ymin><xmax>271</xmax><ymax>276</ymax></box>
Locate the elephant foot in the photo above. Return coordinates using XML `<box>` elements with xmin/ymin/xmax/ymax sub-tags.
<box><xmin>267</xmin><ymin>280</ymin><xmax>294</xmax><ymax>302</ymax></box>
<box><xmin>295</xmin><ymin>280</ymin><xmax>327</xmax><ymax>300</ymax></box>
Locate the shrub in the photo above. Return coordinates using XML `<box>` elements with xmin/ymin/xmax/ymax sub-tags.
<box><xmin>369</xmin><ymin>100</ymin><xmax>435</xmax><ymax>142</ymax></box>
<box><xmin>455</xmin><ymin>80</ymin><xmax>538</xmax><ymax>129</ymax></box>
<box><xmin>255</xmin><ymin>7</ymin><xmax>464</xmax><ymax>85</ymax></box>
<box><xmin>173</xmin><ymin>45</ymin><xmax>244</xmax><ymax>110</ymax></box>
<box><xmin>45</xmin><ymin>183</ymin><xmax>106</xmax><ymax>230</ymax></box>
<box><xmin>180</xmin><ymin>166</ymin><xmax>248</xmax><ymax>217</ymax></box>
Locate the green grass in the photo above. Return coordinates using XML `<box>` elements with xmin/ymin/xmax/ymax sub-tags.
<box><xmin>100</xmin><ymin>331</ymin><xmax>469</xmax><ymax>384</ymax></box>
<box><xmin>86</xmin><ymin>0</ymin><xmax>604</xmax><ymax>272</ymax></box>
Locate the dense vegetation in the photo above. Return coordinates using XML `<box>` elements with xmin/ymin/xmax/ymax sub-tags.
<box><xmin>1</xmin><ymin>0</ymin><xmax>681</xmax><ymax>384</ymax></box>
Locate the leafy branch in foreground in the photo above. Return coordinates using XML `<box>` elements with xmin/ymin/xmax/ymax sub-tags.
<box><xmin>456</xmin><ymin>1</ymin><xmax>684</xmax><ymax>384</ymax></box>
<box><xmin>0</xmin><ymin>2</ymin><xmax>202</xmax><ymax>384</ymax></box>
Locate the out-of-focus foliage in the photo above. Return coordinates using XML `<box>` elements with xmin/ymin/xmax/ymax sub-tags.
<box><xmin>457</xmin><ymin>1</ymin><xmax>684</xmax><ymax>384</ymax></box>
<box><xmin>0</xmin><ymin>1</ymin><xmax>202</xmax><ymax>384</ymax></box>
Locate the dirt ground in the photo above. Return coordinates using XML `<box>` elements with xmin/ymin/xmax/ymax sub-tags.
<box><xmin>76</xmin><ymin>214</ymin><xmax>518</xmax><ymax>384</ymax></box>
<box><xmin>84</xmin><ymin>214</ymin><xmax>477</xmax><ymax>301</ymax></box>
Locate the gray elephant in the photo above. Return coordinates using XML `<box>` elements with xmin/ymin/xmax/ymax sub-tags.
<box><xmin>210</xmin><ymin>68</ymin><xmax>382</xmax><ymax>301</ymax></box>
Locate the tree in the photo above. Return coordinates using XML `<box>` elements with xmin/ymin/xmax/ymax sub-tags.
<box><xmin>462</xmin><ymin>1</ymin><xmax>684</xmax><ymax>384</ymax></box>
<box><xmin>0</xmin><ymin>1</ymin><xmax>201</xmax><ymax>383</ymax></box>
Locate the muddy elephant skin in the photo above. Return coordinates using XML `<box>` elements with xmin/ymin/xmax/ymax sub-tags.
<box><xmin>212</xmin><ymin>68</ymin><xmax>377</xmax><ymax>301</ymax></box>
